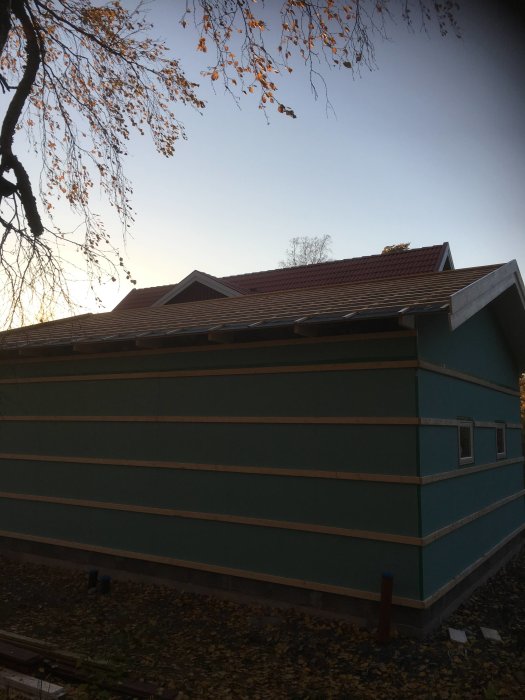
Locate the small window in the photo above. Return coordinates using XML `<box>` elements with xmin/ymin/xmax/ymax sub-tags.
<box><xmin>458</xmin><ymin>422</ymin><xmax>474</xmax><ymax>465</ymax></box>
<box><xmin>496</xmin><ymin>425</ymin><xmax>506</xmax><ymax>459</ymax></box>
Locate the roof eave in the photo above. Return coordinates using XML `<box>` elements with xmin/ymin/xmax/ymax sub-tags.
<box><xmin>449</xmin><ymin>261</ymin><xmax>525</xmax><ymax>330</ymax></box>
<box><xmin>449</xmin><ymin>260</ymin><xmax>525</xmax><ymax>369</ymax></box>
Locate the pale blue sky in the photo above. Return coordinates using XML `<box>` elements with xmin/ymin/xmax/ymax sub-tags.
<box><xmin>14</xmin><ymin>1</ymin><xmax>525</xmax><ymax>312</ymax></box>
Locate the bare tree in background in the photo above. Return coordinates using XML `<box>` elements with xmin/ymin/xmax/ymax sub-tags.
<box><xmin>0</xmin><ymin>1</ymin><xmax>460</xmax><ymax>328</ymax></box>
<box><xmin>280</xmin><ymin>235</ymin><xmax>333</xmax><ymax>267</ymax></box>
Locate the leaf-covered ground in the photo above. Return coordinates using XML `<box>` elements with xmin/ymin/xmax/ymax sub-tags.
<box><xmin>0</xmin><ymin>548</ymin><xmax>524</xmax><ymax>699</ymax></box>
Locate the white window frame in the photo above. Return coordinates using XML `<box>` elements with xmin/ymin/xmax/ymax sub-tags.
<box><xmin>496</xmin><ymin>424</ymin><xmax>507</xmax><ymax>459</ymax></box>
<box><xmin>458</xmin><ymin>421</ymin><xmax>474</xmax><ymax>466</ymax></box>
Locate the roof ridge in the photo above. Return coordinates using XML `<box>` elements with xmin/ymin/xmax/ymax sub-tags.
<box><xmin>220</xmin><ymin>243</ymin><xmax>448</xmax><ymax>281</ymax></box>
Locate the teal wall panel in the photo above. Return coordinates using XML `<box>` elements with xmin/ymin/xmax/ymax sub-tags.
<box><xmin>417</xmin><ymin>308</ymin><xmax>518</xmax><ymax>388</ymax></box>
<box><xmin>418</xmin><ymin>371</ymin><xmax>520</xmax><ymax>423</ymax></box>
<box><xmin>0</xmin><ymin>498</ymin><xmax>421</xmax><ymax>598</ymax></box>
<box><xmin>420</xmin><ymin>462</ymin><xmax>524</xmax><ymax>535</ymax></box>
<box><xmin>0</xmin><ymin>368</ymin><xmax>417</xmax><ymax>418</ymax></box>
<box><xmin>419</xmin><ymin>426</ymin><xmax>457</xmax><ymax>475</ymax></box>
<box><xmin>0</xmin><ymin>421</ymin><xmax>419</xmax><ymax>474</ymax></box>
<box><xmin>0</xmin><ymin>458</ymin><xmax>419</xmax><ymax>535</ymax></box>
<box><xmin>421</xmin><ymin>498</ymin><xmax>525</xmax><ymax>598</ymax></box>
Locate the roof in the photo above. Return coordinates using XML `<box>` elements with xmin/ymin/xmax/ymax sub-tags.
<box><xmin>113</xmin><ymin>243</ymin><xmax>453</xmax><ymax>311</ymax></box>
<box><xmin>4</xmin><ymin>263</ymin><xmax>523</xmax><ymax>361</ymax></box>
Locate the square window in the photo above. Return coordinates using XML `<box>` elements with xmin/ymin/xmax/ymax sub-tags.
<box><xmin>496</xmin><ymin>425</ymin><xmax>506</xmax><ymax>459</ymax></box>
<box><xmin>458</xmin><ymin>422</ymin><xmax>474</xmax><ymax>465</ymax></box>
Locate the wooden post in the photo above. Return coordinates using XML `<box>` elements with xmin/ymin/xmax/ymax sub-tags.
<box><xmin>87</xmin><ymin>569</ymin><xmax>98</xmax><ymax>590</ymax></box>
<box><xmin>376</xmin><ymin>572</ymin><xmax>394</xmax><ymax>644</ymax></box>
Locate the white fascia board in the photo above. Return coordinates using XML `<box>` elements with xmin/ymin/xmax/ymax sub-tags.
<box><xmin>449</xmin><ymin>260</ymin><xmax>525</xmax><ymax>331</ymax></box>
<box><xmin>438</xmin><ymin>242</ymin><xmax>454</xmax><ymax>270</ymax></box>
<box><xmin>152</xmin><ymin>270</ymin><xmax>241</xmax><ymax>306</ymax></box>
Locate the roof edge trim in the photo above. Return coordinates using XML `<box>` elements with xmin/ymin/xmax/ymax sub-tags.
<box><xmin>449</xmin><ymin>260</ymin><xmax>525</xmax><ymax>331</ymax></box>
<box><xmin>437</xmin><ymin>242</ymin><xmax>454</xmax><ymax>271</ymax></box>
<box><xmin>152</xmin><ymin>270</ymin><xmax>242</xmax><ymax>306</ymax></box>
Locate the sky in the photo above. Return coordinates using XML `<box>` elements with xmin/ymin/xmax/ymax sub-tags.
<box><xmin>8</xmin><ymin>0</ymin><xmax>525</xmax><ymax>315</ymax></box>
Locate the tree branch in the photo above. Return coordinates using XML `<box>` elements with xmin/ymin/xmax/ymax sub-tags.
<box><xmin>0</xmin><ymin>0</ymin><xmax>44</xmax><ymax>237</ymax></box>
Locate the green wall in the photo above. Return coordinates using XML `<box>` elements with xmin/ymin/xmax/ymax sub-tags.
<box><xmin>417</xmin><ymin>305</ymin><xmax>524</xmax><ymax>600</ymax></box>
<box><xmin>0</xmin><ymin>333</ymin><xmax>423</xmax><ymax>600</ymax></box>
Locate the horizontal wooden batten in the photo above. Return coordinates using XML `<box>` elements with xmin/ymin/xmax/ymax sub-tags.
<box><xmin>0</xmin><ymin>528</ymin><xmax>422</xmax><ymax>608</ymax></box>
<box><xmin>0</xmin><ymin>490</ymin><xmax>421</xmax><ymax>545</ymax></box>
<box><xmin>0</xmin><ymin>330</ymin><xmax>417</xmax><ymax>366</ymax></box>
<box><xmin>0</xmin><ymin>415</ymin><xmax>520</xmax><ymax>429</ymax></box>
<box><xmin>0</xmin><ymin>360</ymin><xmax>419</xmax><ymax>385</ymax></box>
<box><xmin>422</xmin><ymin>523</ymin><xmax>525</xmax><ymax>607</ymax></box>
<box><xmin>1</xmin><ymin>523</ymin><xmax>524</xmax><ymax>610</ymax></box>
<box><xmin>0</xmin><ymin>489</ymin><xmax>522</xmax><ymax>547</ymax></box>
<box><xmin>0</xmin><ymin>452</ymin><xmax>422</xmax><ymax>484</ymax></box>
<box><xmin>418</xmin><ymin>362</ymin><xmax>520</xmax><ymax>397</ymax></box>
<box><xmin>420</xmin><ymin>418</ymin><xmax>522</xmax><ymax>430</ymax></box>
<box><xmin>0</xmin><ymin>452</ymin><xmax>522</xmax><ymax>485</ymax></box>
<box><xmin>0</xmin><ymin>360</ymin><xmax>519</xmax><ymax>399</ymax></box>
<box><xmin>420</xmin><ymin>457</ymin><xmax>524</xmax><ymax>484</ymax></box>
<box><xmin>0</xmin><ymin>415</ymin><xmax>421</xmax><ymax>425</ymax></box>
<box><xmin>421</xmin><ymin>490</ymin><xmax>525</xmax><ymax>544</ymax></box>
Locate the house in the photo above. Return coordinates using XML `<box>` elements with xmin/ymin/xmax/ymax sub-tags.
<box><xmin>0</xmin><ymin>244</ymin><xmax>523</xmax><ymax>634</ymax></box>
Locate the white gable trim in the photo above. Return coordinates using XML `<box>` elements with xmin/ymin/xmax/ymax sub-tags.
<box><xmin>438</xmin><ymin>242</ymin><xmax>454</xmax><ymax>271</ymax></box>
<box><xmin>449</xmin><ymin>260</ymin><xmax>525</xmax><ymax>331</ymax></box>
<box><xmin>152</xmin><ymin>270</ymin><xmax>241</xmax><ymax>307</ymax></box>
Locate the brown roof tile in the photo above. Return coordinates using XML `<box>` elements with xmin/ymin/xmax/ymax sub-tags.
<box><xmin>114</xmin><ymin>244</ymin><xmax>451</xmax><ymax>310</ymax></box>
<box><xmin>0</xmin><ymin>264</ymin><xmax>500</xmax><ymax>352</ymax></box>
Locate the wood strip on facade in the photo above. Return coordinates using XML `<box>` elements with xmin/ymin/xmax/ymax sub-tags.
<box><xmin>2</xmin><ymin>521</ymin><xmax>523</xmax><ymax>610</ymax></box>
<box><xmin>420</xmin><ymin>457</ymin><xmax>524</xmax><ymax>484</ymax></box>
<box><xmin>0</xmin><ymin>490</ymin><xmax>422</xmax><ymax>545</ymax></box>
<box><xmin>0</xmin><ymin>359</ymin><xmax>518</xmax><ymax>400</ymax></box>
<box><xmin>422</xmin><ymin>523</ymin><xmax>525</xmax><ymax>607</ymax></box>
<box><xmin>1</xmin><ymin>489</ymin><xmax>522</xmax><ymax>547</ymax></box>
<box><xmin>0</xmin><ymin>415</ymin><xmax>422</xmax><ymax>425</ymax></box>
<box><xmin>418</xmin><ymin>361</ymin><xmax>520</xmax><ymax>397</ymax></box>
<box><xmin>0</xmin><ymin>452</ymin><xmax>422</xmax><ymax>484</ymax></box>
<box><xmin>1</xmin><ymin>452</ymin><xmax>522</xmax><ymax>485</ymax></box>
<box><xmin>0</xmin><ymin>360</ymin><xmax>419</xmax><ymax>385</ymax></box>
<box><xmin>0</xmin><ymin>528</ymin><xmax>424</xmax><ymax>608</ymax></box>
<box><xmin>1</xmin><ymin>414</ymin><xmax>519</xmax><ymax>428</ymax></box>
<box><xmin>421</xmin><ymin>490</ymin><xmax>525</xmax><ymax>545</ymax></box>
<box><xmin>420</xmin><ymin>418</ymin><xmax>522</xmax><ymax>429</ymax></box>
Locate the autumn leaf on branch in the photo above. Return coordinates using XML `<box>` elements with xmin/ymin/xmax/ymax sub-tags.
<box><xmin>0</xmin><ymin>1</ymin><xmax>460</xmax><ymax>328</ymax></box>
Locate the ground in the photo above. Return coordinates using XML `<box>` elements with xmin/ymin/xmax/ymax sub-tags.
<box><xmin>0</xmin><ymin>548</ymin><xmax>524</xmax><ymax>699</ymax></box>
